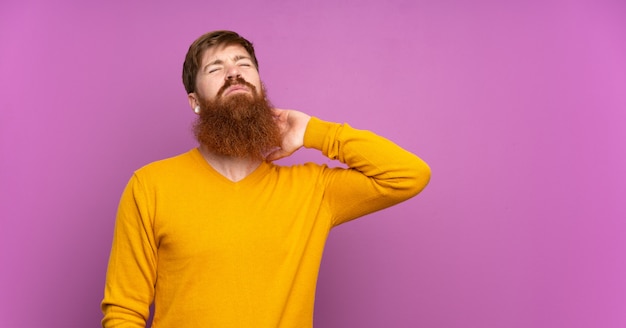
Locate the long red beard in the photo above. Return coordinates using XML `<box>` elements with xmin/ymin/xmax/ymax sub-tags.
<box><xmin>193</xmin><ymin>80</ymin><xmax>281</xmax><ymax>160</ymax></box>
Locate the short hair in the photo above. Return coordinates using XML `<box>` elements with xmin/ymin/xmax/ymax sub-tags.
<box><xmin>182</xmin><ymin>30</ymin><xmax>259</xmax><ymax>94</ymax></box>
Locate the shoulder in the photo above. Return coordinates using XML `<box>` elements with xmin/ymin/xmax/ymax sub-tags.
<box><xmin>134</xmin><ymin>148</ymin><xmax>199</xmax><ymax>180</ymax></box>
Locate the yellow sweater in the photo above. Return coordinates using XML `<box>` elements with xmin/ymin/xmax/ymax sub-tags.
<box><xmin>102</xmin><ymin>118</ymin><xmax>430</xmax><ymax>328</ymax></box>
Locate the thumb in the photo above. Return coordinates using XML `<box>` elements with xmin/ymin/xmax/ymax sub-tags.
<box><xmin>265</xmin><ymin>148</ymin><xmax>289</xmax><ymax>162</ymax></box>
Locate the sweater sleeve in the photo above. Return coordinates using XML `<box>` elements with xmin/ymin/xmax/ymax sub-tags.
<box><xmin>101</xmin><ymin>173</ymin><xmax>157</xmax><ymax>328</ymax></box>
<box><xmin>303</xmin><ymin>117</ymin><xmax>431</xmax><ymax>226</ymax></box>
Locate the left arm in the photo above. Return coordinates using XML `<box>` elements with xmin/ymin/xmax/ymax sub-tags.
<box><xmin>268</xmin><ymin>108</ymin><xmax>431</xmax><ymax>226</ymax></box>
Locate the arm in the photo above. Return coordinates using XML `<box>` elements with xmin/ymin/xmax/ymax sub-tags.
<box><xmin>268</xmin><ymin>109</ymin><xmax>431</xmax><ymax>226</ymax></box>
<box><xmin>101</xmin><ymin>174</ymin><xmax>157</xmax><ymax>328</ymax></box>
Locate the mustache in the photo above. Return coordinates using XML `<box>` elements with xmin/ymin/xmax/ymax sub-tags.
<box><xmin>216</xmin><ymin>77</ymin><xmax>258</xmax><ymax>98</ymax></box>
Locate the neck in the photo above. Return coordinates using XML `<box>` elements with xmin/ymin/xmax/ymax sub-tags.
<box><xmin>198</xmin><ymin>145</ymin><xmax>263</xmax><ymax>182</ymax></box>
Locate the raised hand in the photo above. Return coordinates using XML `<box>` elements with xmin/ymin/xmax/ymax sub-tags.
<box><xmin>266</xmin><ymin>108</ymin><xmax>312</xmax><ymax>161</ymax></box>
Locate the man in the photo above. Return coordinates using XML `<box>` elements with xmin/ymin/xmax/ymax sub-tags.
<box><xmin>101</xmin><ymin>30</ymin><xmax>431</xmax><ymax>328</ymax></box>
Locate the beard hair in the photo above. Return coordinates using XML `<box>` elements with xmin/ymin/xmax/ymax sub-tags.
<box><xmin>193</xmin><ymin>79</ymin><xmax>281</xmax><ymax>161</ymax></box>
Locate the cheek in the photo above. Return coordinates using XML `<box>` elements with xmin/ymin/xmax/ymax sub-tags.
<box><xmin>199</xmin><ymin>80</ymin><xmax>222</xmax><ymax>99</ymax></box>
<box><xmin>210</xmin><ymin>81</ymin><xmax>223</xmax><ymax>93</ymax></box>
<box><xmin>247</xmin><ymin>74</ymin><xmax>262</xmax><ymax>90</ymax></box>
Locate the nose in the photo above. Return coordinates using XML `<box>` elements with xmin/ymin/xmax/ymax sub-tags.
<box><xmin>225</xmin><ymin>64</ymin><xmax>241</xmax><ymax>80</ymax></box>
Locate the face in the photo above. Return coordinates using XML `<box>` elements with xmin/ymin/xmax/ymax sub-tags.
<box><xmin>188</xmin><ymin>44</ymin><xmax>262</xmax><ymax>108</ymax></box>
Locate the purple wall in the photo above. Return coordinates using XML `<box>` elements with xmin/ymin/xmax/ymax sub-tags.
<box><xmin>1</xmin><ymin>0</ymin><xmax>625</xmax><ymax>327</ymax></box>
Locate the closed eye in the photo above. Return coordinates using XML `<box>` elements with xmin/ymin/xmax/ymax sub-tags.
<box><xmin>237</xmin><ymin>60</ymin><xmax>253</xmax><ymax>67</ymax></box>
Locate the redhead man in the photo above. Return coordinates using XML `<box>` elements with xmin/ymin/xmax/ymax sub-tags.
<box><xmin>101</xmin><ymin>30</ymin><xmax>430</xmax><ymax>328</ymax></box>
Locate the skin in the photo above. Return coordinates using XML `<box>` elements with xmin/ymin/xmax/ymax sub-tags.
<box><xmin>187</xmin><ymin>44</ymin><xmax>262</xmax><ymax>105</ymax></box>
<box><xmin>187</xmin><ymin>44</ymin><xmax>311</xmax><ymax>181</ymax></box>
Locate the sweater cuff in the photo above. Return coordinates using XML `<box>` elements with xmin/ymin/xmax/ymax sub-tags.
<box><xmin>303</xmin><ymin>117</ymin><xmax>335</xmax><ymax>150</ymax></box>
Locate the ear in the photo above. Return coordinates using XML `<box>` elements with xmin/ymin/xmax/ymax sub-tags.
<box><xmin>188</xmin><ymin>93</ymin><xmax>198</xmax><ymax>110</ymax></box>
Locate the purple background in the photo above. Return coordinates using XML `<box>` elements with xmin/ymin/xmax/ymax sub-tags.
<box><xmin>1</xmin><ymin>0</ymin><xmax>625</xmax><ymax>327</ymax></box>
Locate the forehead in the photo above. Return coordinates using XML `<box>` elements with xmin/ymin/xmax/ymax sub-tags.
<box><xmin>200</xmin><ymin>44</ymin><xmax>251</xmax><ymax>65</ymax></box>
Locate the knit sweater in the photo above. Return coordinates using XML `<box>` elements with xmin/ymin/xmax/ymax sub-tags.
<box><xmin>101</xmin><ymin>117</ymin><xmax>430</xmax><ymax>327</ymax></box>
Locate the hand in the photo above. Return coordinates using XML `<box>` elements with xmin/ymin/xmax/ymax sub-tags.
<box><xmin>266</xmin><ymin>108</ymin><xmax>311</xmax><ymax>161</ymax></box>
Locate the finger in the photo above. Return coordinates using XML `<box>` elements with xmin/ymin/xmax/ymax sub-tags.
<box><xmin>265</xmin><ymin>148</ymin><xmax>287</xmax><ymax>162</ymax></box>
<box><xmin>268</xmin><ymin>147</ymin><xmax>296</xmax><ymax>161</ymax></box>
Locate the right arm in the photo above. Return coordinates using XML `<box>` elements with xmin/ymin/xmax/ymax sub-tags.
<box><xmin>101</xmin><ymin>174</ymin><xmax>157</xmax><ymax>328</ymax></box>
